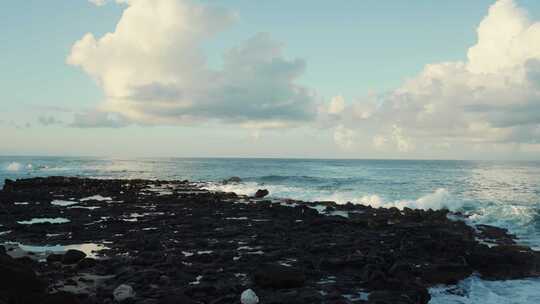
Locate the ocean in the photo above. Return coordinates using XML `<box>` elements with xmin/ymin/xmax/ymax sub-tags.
<box><xmin>2</xmin><ymin>156</ymin><xmax>540</xmax><ymax>303</ymax></box>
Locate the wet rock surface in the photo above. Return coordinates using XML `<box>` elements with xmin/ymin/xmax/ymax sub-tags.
<box><xmin>0</xmin><ymin>176</ymin><xmax>539</xmax><ymax>304</ymax></box>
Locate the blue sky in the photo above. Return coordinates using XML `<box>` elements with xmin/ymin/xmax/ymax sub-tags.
<box><xmin>2</xmin><ymin>0</ymin><xmax>540</xmax><ymax>159</ymax></box>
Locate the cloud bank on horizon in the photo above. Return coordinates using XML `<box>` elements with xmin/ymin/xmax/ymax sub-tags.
<box><xmin>71</xmin><ymin>0</ymin><xmax>540</xmax><ymax>156</ymax></box>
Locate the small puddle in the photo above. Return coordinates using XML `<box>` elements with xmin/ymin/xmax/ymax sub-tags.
<box><xmin>68</xmin><ymin>206</ymin><xmax>101</xmax><ymax>210</ymax></box>
<box><xmin>80</xmin><ymin>195</ymin><xmax>112</xmax><ymax>202</ymax></box>
<box><xmin>51</xmin><ymin>200</ymin><xmax>79</xmax><ymax>207</ymax></box>
<box><xmin>17</xmin><ymin>218</ymin><xmax>70</xmax><ymax>224</ymax></box>
<box><xmin>3</xmin><ymin>242</ymin><xmax>109</xmax><ymax>260</ymax></box>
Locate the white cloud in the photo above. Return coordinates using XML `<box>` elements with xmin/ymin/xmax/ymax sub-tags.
<box><xmin>328</xmin><ymin>95</ymin><xmax>345</xmax><ymax>115</ymax></box>
<box><xmin>372</xmin><ymin>135</ymin><xmax>388</xmax><ymax>150</ymax></box>
<box><xmin>69</xmin><ymin>0</ymin><xmax>316</xmax><ymax>128</ymax></box>
<box><xmin>89</xmin><ymin>0</ymin><xmax>106</xmax><ymax>6</ymax></box>
<box><xmin>74</xmin><ymin>0</ymin><xmax>540</xmax><ymax>158</ymax></box>
<box><xmin>391</xmin><ymin>125</ymin><xmax>414</xmax><ymax>152</ymax></box>
<box><xmin>467</xmin><ymin>0</ymin><xmax>535</xmax><ymax>74</ymax></box>
<box><xmin>333</xmin><ymin>125</ymin><xmax>355</xmax><ymax>150</ymax></box>
<box><xmin>324</xmin><ymin>0</ymin><xmax>540</xmax><ymax>154</ymax></box>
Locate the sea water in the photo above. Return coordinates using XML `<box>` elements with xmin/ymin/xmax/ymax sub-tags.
<box><xmin>1</xmin><ymin>156</ymin><xmax>540</xmax><ymax>303</ymax></box>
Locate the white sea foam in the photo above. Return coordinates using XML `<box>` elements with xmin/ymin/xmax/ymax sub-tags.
<box><xmin>355</xmin><ymin>188</ymin><xmax>462</xmax><ymax>211</ymax></box>
<box><xmin>6</xmin><ymin>162</ymin><xmax>21</xmax><ymax>171</ymax></box>
<box><xmin>205</xmin><ymin>182</ymin><xmax>275</xmax><ymax>195</ymax></box>
<box><xmin>466</xmin><ymin>204</ymin><xmax>536</xmax><ymax>229</ymax></box>
<box><xmin>429</xmin><ymin>275</ymin><xmax>540</xmax><ymax>303</ymax></box>
<box><xmin>206</xmin><ymin>182</ymin><xmax>461</xmax><ymax>211</ymax></box>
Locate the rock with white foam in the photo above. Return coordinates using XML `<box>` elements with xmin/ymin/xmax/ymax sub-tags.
<box><xmin>113</xmin><ymin>284</ymin><xmax>135</xmax><ymax>302</ymax></box>
<box><xmin>240</xmin><ymin>289</ymin><xmax>259</xmax><ymax>304</ymax></box>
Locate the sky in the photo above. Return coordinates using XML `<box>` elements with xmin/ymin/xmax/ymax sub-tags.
<box><xmin>1</xmin><ymin>0</ymin><xmax>540</xmax><ymax>159</ymax></box>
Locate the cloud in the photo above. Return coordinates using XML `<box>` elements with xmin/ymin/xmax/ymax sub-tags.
<box><xmin>328</xmin><ymin>95</ymin><xmax>345</xmax><ymax>115</ymax></box>
<box><xmin>333</xmin><ymin>125</ymin><xmax>355</xmax><ymax>150</ymax></box>
<box><xmin>324</xmin><ymin>0</ymin><xmax>540</xmax><ymax>153</ymax></box>
<box><xmin>88</xmin><ymin>0</ymin><xmax>107</xmax><ymax>6</ymax></box>
<box><xmin>70</xmin><ymin>110</ymin><xmax>128</xmax><ymax>128</ymax></box>
<box><xmin>372</xmin><ymin>135</ymin><xmax>388</xmax><ymax>150</ymax></box>
<box><xmin>391</xmin><ymin>125</ymin><xmax>414</xmax><ymax>152</ymax></box>
<box><xmin>88</xmin><ymin>0</ymin><xmax>127</xmax><ymax>6</ymax></box>
<box><xmin>69</xmin><ymin>0</ymin><xmax>316</xmax><ymax>128</ymax></box>
<box><xmin>0</xmin><ymin>120</ymin><xmax>32</xmax><ymax>129</ymax></box>
<box><xmin>38</xmin><ymin>116</ymin><xmax>63</xmax><ymax>126</ymax></box>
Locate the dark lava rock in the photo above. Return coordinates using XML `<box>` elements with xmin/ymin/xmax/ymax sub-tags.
<box><xmin>476</xmin><ymin>224</ymin><xmax>516</xmax><ymax>245</ymax></box>
<box><xmin>467</xmin><ymin>244</ymin><xmax>540</xmax><ymax>279</ymax></box>
<box><xmin>2</xmin><ymin>176</ymin><xmax>540</xmax><ymax>303</ymax></box>
<box><xmin>42</xmin><ymin>291</ymin><xmax>81</xmax><ymax>304</ymax></box>
<box><xmin>62</xmin><ymin>249</ymin><xmax>86</xmax><ymax>264</ymax></box>
<box><xmin>159</xmin><ymin>292</ymin><xmax>198</xmax><ymax>304</ymax></box>
<box><xmin>254</xmin><ymin>189</ymin><xmax>269</xmax><ymax>198</ymax></box>
<box><xmin>47</xmin><ymin>253</ymin><xmax>64</xmax><ymax>263</ymax></box>
<box><xmin>222</xmin><ymin>176</ymin><xmax>242</xmax><ymax>184</ymax></box>
<box><xmin>255</xmin><ymin>264</ymin><xmax>306</xmax><ymax>289</ymax></box>
<box><xmin>368</xmin><ymin>288</ymin><xmax>430</xmax><ymax>304</ymax></box>
<box><xmin>0</xmin><ymin>250</ymin><xmax>45</xmax><ymax>303</ymax></box>
<box><xmin>77</xmin><ymin>257</ymin><xmax>97</xmax><ymax>269</ymax></box>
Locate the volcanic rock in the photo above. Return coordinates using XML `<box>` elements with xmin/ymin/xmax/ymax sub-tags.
<box><xmin>62</xmin><ymin>249</ymin><xmax>86</xmax><ymax>265</ymax></box>
<box><xmin>254</xmin><ymin>189</ymin><xmax>269</xmax><ymax>198</ymax></box>
<box><xmin>254</xmin><ymin>264</ymin><xmax>305</xmax><ymax>289</ymax></box>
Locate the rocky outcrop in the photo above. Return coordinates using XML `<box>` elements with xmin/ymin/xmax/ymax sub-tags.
<box><xmin>1</xmin><ymin>177</ymin><xmax>539</xmax><ymax>304</ymax></box>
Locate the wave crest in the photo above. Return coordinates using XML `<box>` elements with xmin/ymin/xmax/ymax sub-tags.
<box><xmin>6</xmin><ymin>162</ymin><xmax>22</xmax><ymax>171</ymax></box>
<box><xmin>205</xmin><ymin>181</ymin><xmax>460</xmax><ymax>211</ymax></box>
<box><xmin>362</xmin><ymin>188</ymin><xmax>459</xmax><ymax>211</ymax></box>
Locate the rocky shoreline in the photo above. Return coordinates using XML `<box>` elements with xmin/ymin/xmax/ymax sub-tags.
<box><xmin>0</xmin><ymin>176</ymin><xmax>539</xmax><ymax>304</ymax></box>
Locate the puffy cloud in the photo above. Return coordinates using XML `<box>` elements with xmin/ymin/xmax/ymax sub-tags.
<box><xmin>467</xmin><ymin>0</ymin><xmax>535</xmax><ymax>74</ymax></box>
<box><xmin>324</xmin><ymin>0</ymin><xmax>540</xmax><ymax>154</ymax></box>
<box><xmin>69</xmin><ymin>0</ymin><xmax>316</xmax><ymax>128</ymax></box>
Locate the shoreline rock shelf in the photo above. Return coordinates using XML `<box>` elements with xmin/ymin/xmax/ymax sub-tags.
<box><xmin>0</xmin><ymin>176</ymin><xmax>539</xmax><ymax>304</ymax></box>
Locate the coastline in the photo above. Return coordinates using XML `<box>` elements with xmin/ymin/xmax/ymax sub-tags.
<box><xmin>1</xmin><ymin>176</ymin><xmax>539</xmax><ymax>304</ymax></box>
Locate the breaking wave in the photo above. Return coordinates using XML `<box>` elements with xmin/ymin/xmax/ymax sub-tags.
<box><xmin>6</xmin><ymin>162</ymin><xmax>22</xmax><ymax>171</ymax></box>
<box><xmin>205</xmin><ymin>181</ymin><xmax>461</xmax><ymax>211</ymax></box>
<box><xmin>429</xmin><ymin>275</ymin><xmax>540</xmax><ymax>303</ymax></box>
